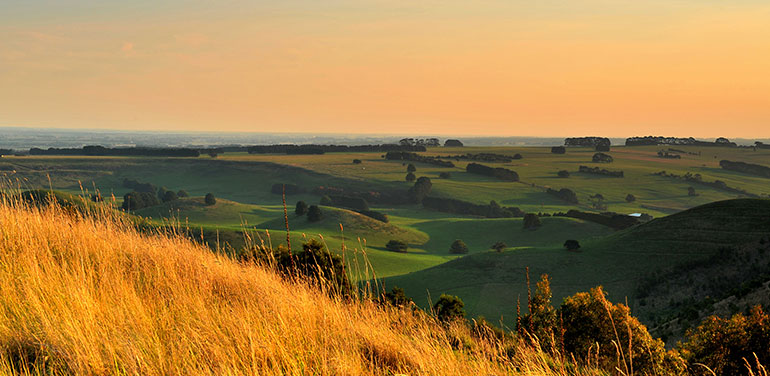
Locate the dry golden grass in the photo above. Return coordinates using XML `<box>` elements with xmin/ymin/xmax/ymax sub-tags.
<box><xmin>0</xmin><ymin>198</ymin><xmax>604</xmax><ymax>375</ymax></box>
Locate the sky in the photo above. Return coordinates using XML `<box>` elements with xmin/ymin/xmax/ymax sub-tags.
<box><xmin>1</xmin><ymin>0</ymin><xmax>769</xmax><ymax>138</ymax></box>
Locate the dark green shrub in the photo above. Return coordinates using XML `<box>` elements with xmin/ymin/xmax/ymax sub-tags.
<box><xmin>162</xmin><ymin>190</ymin><xmax>178</xmax><ymax>203</ymax></box>
<box><xmin>295</xmin><ymin>201</ymin><xmax>308</xmax><ymax>216</ymax></box>
<box><xmin>557</xmin><ymin>170</ymin><xmax>570</xmax><ymax>178</ymax></box>
<box><xmin>319</xmin><ymin>195</ymin><xmax>333</xmax><ymax>206</ymax></box>
<box><xmin>449</xmin><ymin>239</ymin><xmax>469</xmax><ymax>254</ymax></box>
<box><xmin>625</xmin><ymin>193</ymin><xmax>636</xmax><ymax>202</ymax></box>
<box><xmin>407</xmin><ymin>163</ymin><xmax>416</xmax><ymax>172</ymax></box>
<box><xmin>564</xmin><ymin>239</ymin><xmax>580</xmax><ymax>250</ymax></box>
<box><xmin>491</xmin><ymin>241</ymin><xmax>506</xmax><ymax>252</ymax></box>
<box><xmin>204</xmin><ymin>193</ymin><xmax>216</xmax><ymax>206</ymax></box>
<box><xmin>434</xmin><ymin>294</ymin><xmax>465</xmax><ymax>322</ymax></box>
<box><xmin>307</xmin><ymin>205</ymin><xmax>323</xmax><ymax>222</ymax></box>
<box><xmin>439</xmin><ymin>172</ymin><xmax>451</xmax><ymax>179</ymax></box>
<box><xmin>352</xmin><ymin>159</ymin><xmax>362</xmax><ymax>164</ymax></box>
<box><xmin>405</xmin><ymin>172</ymin><xmax>416</xmax><ymax>182</ymax></box>
<box><xmin>385</xmin><ymin>240</ymin><xmax>408</xmax><ymax>253</ymax></box>
<box><xmin>523</xmin><ymin>213</ymin><xmax>541</xmax><ymax>230</ymax></box>
<box><xmin>177</xmin><ymin>190</ymin><xmax>189</xmax><ymax>198</ymax></box>
<box><xmin>379</xmin><ymin>287</ymin><xmax>413</xmax><ymax>308</ymax></box>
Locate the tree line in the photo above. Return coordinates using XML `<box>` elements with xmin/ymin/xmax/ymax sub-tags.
<box><xmin>30</xmin><ymin>145</ymin><xmax>201</xmax><ymax>157</ymax></box>
<box><xmin>247</xmin><ymin>144</ymin><xmax>427</xmax><ymax>155</ymax></box>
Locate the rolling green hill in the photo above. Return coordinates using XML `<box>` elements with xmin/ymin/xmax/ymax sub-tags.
<box><xmin>386</xmin><ymin>198</ymin><xmax>770</xmax><ymax>330</ymax></box>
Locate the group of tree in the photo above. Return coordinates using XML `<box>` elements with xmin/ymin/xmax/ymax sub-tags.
<box><xmin>550</xmin><ymin>146</ymin><xmax>566</xmax><ymax>154</ymax></box>
<box><xmin>466</xmin><ymin>163</ymin><xmax>519</xmax><ymax>182</ymax></box>
<box><xmin>578</xmin><ymin>165</ymin><xmax>624</xmax><ymax>177</ymax></box>
<box><xmin>444</xmin><ymin>139</ymin><xmax>464</xmax><ymax>147</ymax></box>
<box><xmin>719</xmin><ymin>160</ymin><xmax>770</xmax><ymax>179</ymax></box>
<box><xmin>523</xmin><ymin>213</ymin><xmax>542</xmax><ymax>230</ymax></box>
<box><xmin>653</xmin><ymin>170</ymin><xmax>758</xmax><ymax>197</ymax></box>
<box><xmin>385</xmin><ymin>151</ymin><xmax>455</xmax><ymax>167</ymax></box>
<box><xmin>398</xmin><ymin>138</ymin><xmax>440</xmax><ymax>147</ymax></box>
<box><xmin>553</xmin><ymin>209</ymin><xmax>641</xmax><ymax>230</ymax></box>
<box><xmin>433</xmin><ymin>153</ymin><xmax>515</xmax><ymax>163</ymax></box>
<box><xmin>422</xmin><ymin>197</ymin><xmax>524</xmax><ymax>218</ymax></box>
<box><xmin>30</xmin><ymin>146</ymin><xmax>201</xmax><ymax>157</ymax></box>
<box><xmin>626</xmin><ymin>136</ymin><xmax>737</xmax><ymax>147</ymax></box>
<box><xmin>120</xmin><ymin>179</ymin><xmax>196</xmax><ymax>211</ymax></box>
<box><xmin>247</xmin><ymin>144</ymin><xmax>427</xmax><ymax>154</ymax></box>
<box><xmin>657</xmin><ymin>150</ymin><xmax>682</xmax><ymax>159</ymax></box>
<box><xmin>546</xmin><ymin>188</ymin><xmax>579</xmax><ymax>204</ymax></box>
<box><xmin>319</xmin><ymin>194</ymin><xmax>370</xmax><ymax>211</ymax></box>
<box><xmin>591</xmin><ymin>152</ymin><xmax>614</xmax><ymax>163</ymax></box>
<box><xmin>385</xmin><ymin>240</ymin><xmax>408</xmax><ymax>253</ymax></box>
<box><xmin>564</xmin><ymin>137</ymin><xmax>611</xmax><ymax>148</ymax></box>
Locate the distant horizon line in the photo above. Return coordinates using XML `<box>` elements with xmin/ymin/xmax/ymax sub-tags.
<box><xmin>0</xmin><ymin>125</ymin><xmax>766</xmax><ymax>141</ymax></box>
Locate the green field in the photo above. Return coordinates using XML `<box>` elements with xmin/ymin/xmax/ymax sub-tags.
<box><xmin>3</xmin><ymin>144</ymin><xmax>770</xmax><ymax>325</ymax></box>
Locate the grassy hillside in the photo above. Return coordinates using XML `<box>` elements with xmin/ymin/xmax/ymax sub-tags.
<box><xmin>0</xmin><ymin>201</ymin><xmax>604</xmax><ymax>375</ymax></box>
<box><xmin>387</xmin><ymin>199</ymin><xmax>770</xmax><ymax>328</ymax></box>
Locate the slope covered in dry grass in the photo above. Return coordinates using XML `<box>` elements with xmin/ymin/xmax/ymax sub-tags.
<box><xmin>0</xmin><ymin>200</ymin><xmax>594</xmax><ymax>375</ymax></box>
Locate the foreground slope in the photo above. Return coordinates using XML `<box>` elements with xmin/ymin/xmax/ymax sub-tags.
<box><xmin>0</xmin><ymin>201</ymin><xmax>580</xmax><ymax>375</ymax></box>
<box><xmin>387</xmin><ymin>199</ymin><xmax>770</xmax><ymax>328</ymax></box>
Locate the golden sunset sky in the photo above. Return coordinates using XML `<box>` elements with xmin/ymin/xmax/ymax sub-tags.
<box><xmin>1</xmin><ymin>1</ymin><xmax>769</xmax><ymax>137</ymax></box>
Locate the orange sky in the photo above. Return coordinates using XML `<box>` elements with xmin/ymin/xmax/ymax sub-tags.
<box><xmin>1</xmin><ymin>1</ymin><xmax>769</xmax><ymax>137</ymax></box>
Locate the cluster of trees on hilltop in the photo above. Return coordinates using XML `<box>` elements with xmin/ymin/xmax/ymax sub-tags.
<box><xmin>564</xmin><ymin>137</ymin><xmax>611</xmax><ymax>147</ymax></box>
<box><xmin>719</xmin><ymin>160</ymin><xmax>770</xmax><ymax>178</ymax></box>
<box><xmin>398</xmin><ymin>138</ymin><xmax>440</xmax><ymax>147</ymax></box>
<box><xmin>547</xmin><ymin>188</ymin><xmax>579</xmax><ymax>204</ymax></box>
<box><xmin>433</xmin><ymin>153</ymin><xmax>517</xmax><ymax>163</ymax></box>
<box><xmin>247</xmin><ymin>144</ymin><xmax>426</xmax><ymax>154</ymax></box>
<box><xmin>626</xmin><ymin>136</ymin><xmax>737</xmax><ymax>147</ymax></box>
<box><xmin>578</xmin><ymin>165</ymin><xmax>624</xmax><ymax>177</ymax></box>
<box><xmin>652</xmin><ymin>171</ymin><xmax>758</xmax><ymax>197</ymax></box>
<box><xmin>466</xmin><ymin>163</ymin><xmax>519</xmax><ymax>181</ymax></box>
<box><xmin>552</xmin><ymin>209</ymin><xmax>640</xmax><ymax>230</ymax></box>
<box><xmin>385</xmin><ymin>151</ymin><xmax>455</xmax><ymax>167</ymax></box>
<box><xmin>30</xmin><ymin>146</ymin><xmax>201</xmax><ymax>157</ymax></box>
<box><xmin>422</xmin><ymin>197</ymin><xmax>524</xmax><ymax>218</ymax></box>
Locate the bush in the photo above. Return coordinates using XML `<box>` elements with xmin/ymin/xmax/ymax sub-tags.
<box><xmin>434</xmin><ymin>294</ymin><xmax>465</xmax><ymax>322</ymax></box>
<box><xmin>592</xmin><ymin>152</ymin><xmax>614</xmax><ymax>163</ymax></box>
<box><xmin>358</xmin><ymin>210</ymin><xmax>388</xmax><ymax>223</ymax></box>
<box><xmin>177</xmin><ymin>190</ymin><xmax>189</xmax><ymax>198</ymax></box>
<box><xmin>625</xmin><ymin>193</ymin><xmax>636</xmax><ymax>202</ymax></box>
<box><xmin>444</xmin><ymin>139</ymin><xmax>464</xmax><ymax>147</ymax></box>
<box><xmin>439</xmin><ymin>172</ymin><xmax>452</xmax><ymax>179</ymax></box>
<box><xmin>319</xmin><ymin>195</ymin><xmax>333</xmax><ymax>206</ymax></box>
<box><xmin>379</xmin><ymin>287</ymin><xmax>413</xmax><ymax>308</ymax></box>
<box><xmin>513</xmin><ymin>153</ymin><xmax>523</xmax><ymax>159</ymax></box>
<box><xmin>307</xmin><ymin>205</ymin><xmax>323</xmax><ymax>222</ymax></box>
<box><xmin>523</xmin><ymin>213</ymin><xmax>541</xmax><ymax>230</ymax></box>
<box><xmin>564</xmin><ymin>239</ymin><xmax>580</xmax><ymax>250</ymax></box>
<box><xmin>204</xmin><ymin>193</ymin><xmax>216</xmax><ymax>206</ymax></box>
<box><xmin>546</xmin><ymin>188</ymin><xmax>579</xmax><ymax>204</ymax></box>
<box><xmin>678</xmin><ymin>306</ymin><xmax>770</xmax><ymax>376</ymax></box>
<box><xmin>406</xmin><ymin>163</ymin><xmax>416</xmax><ymax>172</ymax></box>
<box><xmin>551</xmin><ymin>146</ymin><xmax>566</xmax><ymax>154</ymax></box>
<box><xmin>561</xmin><ymin>286</ymin><xmax>682</xmax><ymax>374</ymax></box>
<box><xmin>121</xmin><ymin>191</ymin><xmax>160</xmax><ymax>211</ymax></box>
<box><xmin>157</xmin><ymin>186</ymin><xmax>169</xmax><ymax>201</ymax></box>
<box><xmin>385</xmin><ymin>240</ymin><xmax>408</xmax><ymax>253</ymax></box>
<box><xmin>405</xmin><ymin>172</ymin><xmax>416</xmax><ymax>182</ymax></box>
<box><xmin>408</xmin><ymin>176</ymin><xmax>432</xmax><ymax>203</ymax></box>
<box><xmin>449</xmin><ymin>239</ymin><xmax>469</xmax><ymax>254</ymax></box>
<box><xmin>557</xmin><ymin>170</ymin><xmax>570</xmax><ymax>178</ymax></box>
<box><xmin>491</xmin><ymin>241</ymin><xmax>506</xmax><ymax>252</ymax></box>
<box><xmin>352</xmin><ymin>159</ymin><xmax>362</xmax><ymax>164</ymax></box>
<box><xmin>295</xmin><ymin>201</ymin><xmax>308</xmax><ymax>216</ymax></box>
<box><xmin>688</xmin><ymin>186</ymin><xmax>697</xmax><ymax>196</ymax></box>
<box><xmin>162</xmin><ymin>190</ymin><xmax>178</xmax><ymax>203</ymax></box>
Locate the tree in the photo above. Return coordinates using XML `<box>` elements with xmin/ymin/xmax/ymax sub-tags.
<box><xmin>157</xmin><ymin>186</ymin><xmax>169</xmax><ymax>201</ymax></box>
<box><xmin>204</xmin><ymin>193</ymin><xmax>216</xmax><ymax>206</ymax></box>
<box><xmin>625</xmin><ymin>193</ymin><xmax>636</xmax><ymax>202</ymax></box>
<box><xmin>688</xmin><ymin>186</ymin><xmax>697</xmax><ymax>196</ymax></box>
<box><xmin>444</xmin><ymin>139</ymin><xmax>464</xmax><ymax>147</ymax></box>
<box><xmin>408</xmin><ymin>176</ymin><xmax>432</xmax><ymax>203</ymax></box>
<box><xmin>380</xmin><ymin>287</ymin><xmax>413</xmax><ymax>308</ymax></box>
<box><xmin>564</xmin><ymin>239</ymin><xmax>581</xmax><ymax>250</ymax></box>
<box><xmin>434</xmin><ymin>294</ymin><xmax>465</xmax><ymax>322</ymax></box>
<box><xmin>162</xmin><ymin>190</ymin><xmax>178</xmax><ymax>203</ymax></box>
<box><xmin>557</xmin><ymin>170</ymin><xmax>570</xmax><ymax>178</ymax></box>
<box><xmin>319</xmin><ymin>195</ymin><xmax>333</xmax><ymax>206</ymax></box>
<box><xmin>449</xmin><ymin>239</ymin><xmax>468</xmax><ymax>254</ymax></box>
<box><xmin>307</xmin><ymin>205</ymin><xmax>323</xmax><ymax>222</ymax></box>
<box><xmin>592</xmin><ymin>152</ymin><xmax>614</xmax><ymax>163</ymax></box>
<box><xmin>385</xmin><ymin>240</ymin><xmax>408</xmax><ymax>253</ymax></box>
<box><xmin>678</xmin><ymin>306</ymin><xmax>770</xmax><ymax>376</ymax></box>
<box><xmin>177</xmin><ymin>190</ymin><xmax>189</xmax><ymax>198</ymax></box>
<box><xmin>352</xmin><ymin>159</ymin><xmax>362</xmax><ymax>164</ymax></box>
<box><xmin>406</xmin><ymin>163</ymin><xmax>416</xmax><ymax>172</ymax></box>
<box><xmin>491</xmin><ymin>241</ymin><xmax>507</xmax><ymax>252</ymax></box>
<box><xmin>405</xmin><ymin>172</ymin><xmax>416</xmax><ymax>182</ymax></box>
<box><xmin>295</xmin><ymin>201</ymin><xmax>308</xmax><ymax>216</ymax></box>
<box><xmin>523</xmin><ymin>213</ymin><xmax>541</xmax><ymax>230</ymax></box>
<box><xmin>513</xmin><ymin>153</ymin><xmax>523</xmax><ymax>159</ymax></box>
<box><xmin>294</xmin><ymin>239</ymin><xmax>351</xmax><ymax>294</ymax></box>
